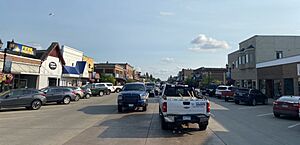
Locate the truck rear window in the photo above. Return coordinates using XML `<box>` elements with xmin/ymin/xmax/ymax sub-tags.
<box><xmin>217</xmin><ymin>87</ymin><xmax>227</xmax><ymax>90</ymax></box>
<box><xmin>164</xmin><ymin>86</ymin><xmax>195</xmax><ymax>97</ymax></box>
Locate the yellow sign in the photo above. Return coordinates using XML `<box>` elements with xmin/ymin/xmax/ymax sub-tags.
<box><xmin>11</xmin><ymin>42</ymin><xmax>36</xmax><ymax>55</ymax></box>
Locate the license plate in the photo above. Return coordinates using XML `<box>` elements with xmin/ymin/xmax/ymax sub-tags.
<box><xmin>183</xmin><ymin>116</ymin><xmax>191</xmax><ymax>121</ymax></box>
<box><xmin>128</xmin><ymin>104</ymin><xmax>134</xmax><ymax>107</ymax></box>
<box><xmin>282</xmin><ymin>105</ymin><xmax>288</xmax><ymax>108</ymax></box>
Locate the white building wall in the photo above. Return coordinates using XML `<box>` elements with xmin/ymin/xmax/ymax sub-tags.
<box><xmin>38</xmin><ymin>56</ymin><xmax>62</xmax><ymax>89</ymax></box>
<box><xmin>61</xmin><ymin>45</ymin><xmax>83</xmax><ymax>66</ymax></box>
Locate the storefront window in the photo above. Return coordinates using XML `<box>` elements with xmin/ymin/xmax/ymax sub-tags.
<box><xmin>274</xmin><ymin>80</ymin><xmax>282</xmax><ymax>98</ymax></box>
<box><xmin>259</xmin><ymin>80</ymin><xmax>266</xmax><ymax>94</ymax></box>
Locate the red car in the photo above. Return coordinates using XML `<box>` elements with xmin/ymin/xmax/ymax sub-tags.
<box><xmin>273</xmin><ymin>96</ymin><xmax>300</xmax><ymax>118</ymax></box>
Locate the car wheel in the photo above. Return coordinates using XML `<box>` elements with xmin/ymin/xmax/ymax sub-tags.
<box><xmin>74</xmin><ymin>95</ymin><xmax>80</xmax><ymax>102</ymax></box>
<box><xmin>142</xmin><ymin>106</ymin><xmax>147</xmax><ymax>111</ymax></box>
<box><xmin>31</xmin><ymin>100</ymin><xmax>42</xmax><ymax>110</ymax></box>
<box><xmin>161</xmin><ymin>116</ymin><xmax>168</xmax><ymax>130</ymax></box>
<box><xmin>263</xmin><ymin>98</ymin><xmax>268</xmax><ymax>105</ymax></box>
<box><xmin>63</xmin><ymin>96</ymin><xmax>71</xmax><ymax>104</ymax></box>
<box><xmin>106</xmin><ymin>90</ymin><xmax>111</xmax><ymax>95</ymax></box>
<box><xmin>198</xmin><ymin>123</ymin><xmax>208</xmax><ymax>131</ymax></box>
<box><xmin>116</xmin><ymin>89</ymin><xmax>121</xmax><ymax>93</ymax></box>
<box><xmin>234</xmin><ymin>100</ymin><xmax>240</xmax><ymax>104</ymax></box>
<box><xmin>99</xmin><ymin>91</ymin><xmax>104</xmax><ymax>96</ymax></box>
<box><xmin>85</xmin><ymin>94</ymin><xmax>91</xmax><ymax>99</ymax></box>
<box><xmin>274</xmin><ymin>113</ymin><xmax>280</xmax><ymax>118</ymax></box>
<box><xmin>225</xmin><ymin>97</ymin><xmax>229</xmax><ymax>102</ymax></box>
<box><xmin>251</xmin><ymin>99</ymin><xmax>257</xmax><ymax>106</ymax></box>
<box><xmin>118</xmin><ymin>105</ymin><xmax>123</xmax><ymax>113</ymax></box>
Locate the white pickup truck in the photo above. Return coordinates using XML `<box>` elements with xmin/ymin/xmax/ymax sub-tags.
<box><xmin>159</xmin><ymin>84</ymin><xmax>210</xmax><ymax>131</ymax></box>
<box><xmin>98</xmin><ymin>83</ymin><xmax>123</xmax><ymax>93</ymax></box>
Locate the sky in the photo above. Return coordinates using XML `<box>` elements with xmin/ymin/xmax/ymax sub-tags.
<box><xmin>1</xmin><ymin>0</ymin><xmax>300</xmax><ymax>80</ymax></box>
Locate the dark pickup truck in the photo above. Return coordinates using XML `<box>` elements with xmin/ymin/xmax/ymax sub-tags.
<box><xmin>117</xmin><ymin>82</ymin><xmax>149</xmax><ymax>112</ymax></box>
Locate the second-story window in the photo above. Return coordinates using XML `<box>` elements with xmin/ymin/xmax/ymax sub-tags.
<box><xmin>276</xmin><ymin>51</ymin><xmax>283</xmax><ymax>59</ymax></box>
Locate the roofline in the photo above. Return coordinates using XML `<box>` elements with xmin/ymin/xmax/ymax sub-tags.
<box><xmin>239</xmin><ymin>35</ymin><xmax>300</xmax><ymax>45</ymax></box>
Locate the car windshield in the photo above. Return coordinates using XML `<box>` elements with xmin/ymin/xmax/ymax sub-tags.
<box><xmin>123</xmin><ymin>84</ymin><xmax>145</xmax><ymax>91</ymax></box>
<box><xmin>278</xmin><ymin>97</ymin><xmax>300</xmax><ymax>103</ymax></box>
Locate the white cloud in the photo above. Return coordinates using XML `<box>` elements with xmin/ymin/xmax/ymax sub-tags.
<box><xmin>161</xmin><ymin>57</ymin><xmax>175</xmax><ymax>63</ymax></box>
<box><xmin>159</xmin><ymin>11</ymin><xmax>175</xmax><ymax>16</ymax></box>
<box><xmin>188</xmin><ymin>34</ymin><xmax>229</xmax><ymax>52</ymax></box>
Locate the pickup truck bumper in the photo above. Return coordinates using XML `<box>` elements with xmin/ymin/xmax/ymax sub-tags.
<box><xmin>118</xmin><ymin>99</ymin><xmax>148</xmax><ymax>108</ymax></box>
<box><xmin>163</xmin><ymin>114</ymin><xmax>210</xmax><ymax>124</ymax></box>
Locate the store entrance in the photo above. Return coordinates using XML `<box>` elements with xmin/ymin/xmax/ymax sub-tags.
<box><xmin>284</xmin><ymin>78</ymin><xmax>294</xmax><ymax>95</ymax></box>
<box><xmin>48</xmin><ymin>78</ymin><xmax>58</xmax><ymax>87</ymax></box>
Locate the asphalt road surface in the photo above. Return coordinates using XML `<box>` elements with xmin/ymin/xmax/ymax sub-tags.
<box><xmin>0</xmin><ymin>94</ymin><xmax>299</xmax><ymax>145</ymax></box>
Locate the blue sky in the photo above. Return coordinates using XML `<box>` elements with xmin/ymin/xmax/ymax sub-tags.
<box><xmin>1</xmin><ymin>0</ymin><xmax>300</xmax><ymax>80</ymax></box>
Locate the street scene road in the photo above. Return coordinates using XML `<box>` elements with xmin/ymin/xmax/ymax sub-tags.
<box><xmin>0</xmin><ymin>93</ymin><xmax>299</xmax><ymax>145</ymax></box>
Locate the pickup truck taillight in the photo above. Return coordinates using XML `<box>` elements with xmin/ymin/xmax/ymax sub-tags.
<box><xmin>207</xmin><ymin>101</ymin><xmax>210</xmax><ymax>113</ymax></box>
<box><xmin>162</xmin><ymin>102</ymin><xmax>167</xmax><ymax>112</ymax></box>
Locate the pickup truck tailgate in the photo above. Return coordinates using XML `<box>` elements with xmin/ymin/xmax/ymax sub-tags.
<box><xmin>166</xmin><ymin>97</ymin><xmax>207</xmax><ymax>115</ymax></box>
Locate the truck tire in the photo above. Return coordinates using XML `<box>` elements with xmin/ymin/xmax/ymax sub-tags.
<box><xmin>250</xmin><ymin>99</ymin><xmax>257</xmax><ymax>106</ymax></box>
<box><xmin>234</xmin><ymin>100</ymin><xmax>240</xmax><ymax>104</ymax></box>
<box><xmin>274</xmin><ymin>113</ymin><xmax>280</xmax><ymax>118</ymax></box>
<box><xmin>99</xmin><ymin>91</ymin><xmax>104</xmax><ymax>96</ymax></box>
<box><xmin>142</xmin><ymin>106</ymin><xmax>147</xmax><ymax>111</ymax></box>
<box><xmin>106</xmin><ymin>90</ymin><xmax>111</xmax><ymax>95</ymax></box>
<box><xmin>161</xmin><ymin>117</ymin><xmax>168</xmax><ymax>130</ymax></box>
<box><xmin>116</xmin><ymin>88</ymin><xmax>121</xmax><ymax>93</ymax></box>
<box><xmin>118</xmin><ymin>105</ymin><xmax>123</xmax><ymax>113</ymax></box>
<box><xmin>198</xmin><ymin>124</ymin><xmax>208</xmax><ymax>131</ymax></box>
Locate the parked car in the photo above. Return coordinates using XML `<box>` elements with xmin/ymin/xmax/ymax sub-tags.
<box><xmin>66</xmin><ymin>86</ymin><xmax>84</xmax><ymax>100</ymax></box>
<box><xmin>0</xmin><ymin>89</ymin><xmax>47</xmax><ymax>110</ymax></box>
<box><xmin>159</xmin><ymin>84</ymin><xmax>210</xmax><ymax>131</ymax></box>
<box><xmin>117</xmin><ymin>82</ymin><xmax>149</xmax><ymax>112</ymax></box>
<box><xmin>80</xmin><ymin>86</ymin><xmax>92</xmax><ymax>99</ymax></box>
<box><xmin>234</xmin><ymin>88</ymin><xmax>268</xmax><ymax>106</ymax></box>
<box><xmin>273</xmin><ymin>96</ymin><xmax>300</xmax><ymax>118</ymax></box>
<box><xmin>145</xmin><ymin>82</ymin><xmax>156</xmax><ymax>97</ymax></box>
<box><xmin>202</xmin><ymin>84</ymin><xmax>218</xmax><ymax>97</ymax></box>
<box><xmin>97</xmin><ymin>82</ymin><xmax>123</xmax><ymax>93</ymax></box>
<box><xmin>82</xmin><ymin>83</ymin><xmax>109</xmax><ymax>96</ymax></box>
<box><xmin>40</xmin><ymin>87</ymin><xmax>77</xmax><ymax>104</ymax></box>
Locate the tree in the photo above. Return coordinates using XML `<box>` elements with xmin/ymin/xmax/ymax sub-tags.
<box><xmin>100</xmin><ymin>74</ymin><xmax>116</xmax><ymax>84</ymax></box>
<box><xmin>184</xmin><ymin>77</ymin><xmax>197</xmax><ymax>87</ymax></box>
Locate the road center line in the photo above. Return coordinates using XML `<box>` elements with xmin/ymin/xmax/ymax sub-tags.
<box><xmin>288</xmin><ymin>123</ymin><xmax>300</xmax><ymax>129</ymax></box>
<box><xmin>256</xmin><ymin>113</ymin><xmax>273</xmax><ymax>117</ymax></box>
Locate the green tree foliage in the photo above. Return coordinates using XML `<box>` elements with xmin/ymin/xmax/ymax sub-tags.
<box><xmin>100</xmin><ymin>74</ymin><xmax>116</xmax><ymax>84</ymax></box>
<box><xmin>184</xmin><ymin>77</ymin><xmax>197</xmax><ymax>87</ymax></box>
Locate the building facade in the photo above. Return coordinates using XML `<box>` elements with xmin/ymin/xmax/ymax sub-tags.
<box><xmin>193</xmin><ymin>67</ymin><xmax>226</xmax><ymax>85</ymax></box>
<box><xmin>228</xmin><ymin>35</ymin><xmax>300</xmax><ymax>97</ymax></box>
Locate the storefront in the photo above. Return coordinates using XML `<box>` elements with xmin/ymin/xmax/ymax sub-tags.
<box><xmin>0</xmin><ymin>41</ymin><xmax>41</xmax><ymax>90</ymax></box>
<box><xmin>61</xmin><ymin>45</ymin><xmax>89</xmax><ymax>86</ymax></box>
<box><xmin>257</xmin><ymin>55</ymin><xmax>300</xmax><ymax>98</ymax></box>
<box><xmin>38</xmin><ymin>42</ymin><xmax>65</xmax><ymax>89</ymax></box>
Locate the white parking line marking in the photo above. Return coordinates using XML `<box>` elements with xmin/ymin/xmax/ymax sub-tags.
<box><xmin>288</xmin><ymin>123</ymin><xmax>300</xmax><ymax>129</ymax></box>
<box><xmin>238</xmin><ymin>106</ymin><xmax>267</xmax><ymax>110</ymax></box>
<box><xmin>256</xmin><ymin>113</ymin><xmax>273</xmax><ymax>117</ymax></box>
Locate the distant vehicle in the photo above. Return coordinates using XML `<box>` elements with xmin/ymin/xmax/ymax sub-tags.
<box><xmin>117</xmin><ymin>82</ymin><xmax>148</xmax><ymax>112</ymax></box>
<box><xmin>98</xmin><ymin>82</ymin><xmax>123</xmax><ymax>93</ymax></box>
<box><xmin>66</xmin><ymin>86</ymin><xmax>84</xmax><ymax>100</ymax></box>
<box><xmin>82</xmin><ymin>83</ymin><xmax>109</xmax><ymax>96</ymax></box>
<box><xmin>234</xmin><ymin>88</ymin><xmax>268</xmax><ymax>106</ymax></box>
<box><xmin>207</xmin><ymin>84</ymin><xmax>218</xmax><ymax>97</ymax></box>
<box><xmin>80</xmin><ymin>86</ymin><xmax>92</xmax><ymax>99</ymax></box>
<box><xmin>159</xmin><ymin>84</ymin><xmax>210</xmax><ymax>131</ymax></box>
<box><xmin>0</xmin><ymin>89</ymin><xmax>46</xmax><ymax>110</ymax></box>
<box><xmin>215</xmin><ymin>85</ymin><xmax>236</xmax><ymax>99</ymax></box>
<box><xmin>40</xmin><ymin>87</ymin><xmax>76</xmax><ymax>104</ymax></box>
<box><xmin>145</xmin><ymin>82</ymin><xmax>156</xmax><ymax>97</ymax></box>
<box><xmin>273</xmin><ymin>96</ymin><xmax>300</xmax><ymax>118</ymax></box>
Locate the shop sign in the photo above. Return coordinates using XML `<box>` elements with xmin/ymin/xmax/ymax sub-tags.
<box><xmin>8</xmin><ymin>41</ymin><xmax>36</xmax><ymax>55</ymax></box>
<box><xmin>49</xmin><ymin>62</ymin><xmax>57</xmax><ymax>70</ymax></box>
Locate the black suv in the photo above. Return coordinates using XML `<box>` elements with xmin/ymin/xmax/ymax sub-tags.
<box><xmin>117</xmin><ymin>82</ymin><xmax>149</xmax><ymax>112</ymax></box>
<box><xmin>0</xmin><ymin>89</ymin><xmax>47</xmax><ymax>110</ymax></box>
<box><xmin>234</xmin><ymin>88</ymin><xmax>268</xmax><ymax>106</ymax></box>
<box><xmin>40</xmin><ymin>87</ymin><xmax>77</xmax><ymax>104</ymax></box>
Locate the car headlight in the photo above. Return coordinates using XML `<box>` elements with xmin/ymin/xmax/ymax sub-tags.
<box><xmin>140</xmin><ymin>94</ymin><xmax>147</xmax><ymax>99</ymax></box>
<box><xmin>118</xmin><ymin>95</ymin><xmax>123</xmax><ymax>100</ymax></box>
